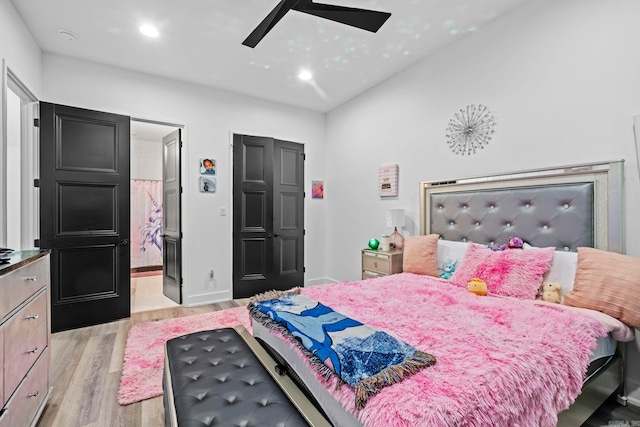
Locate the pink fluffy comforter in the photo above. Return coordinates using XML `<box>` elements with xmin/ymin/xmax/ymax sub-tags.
<box><xmin>293</xmin><ymin>273</ymin><xmax>613</xmax><ymax>427</ymax></box>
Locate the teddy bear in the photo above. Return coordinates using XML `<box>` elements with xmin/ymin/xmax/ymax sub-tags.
<box><xmin>439</xmin><ymin>259</ymin><xmax>457</xmax><ymax>280</ymax></box>
<box><xmin>467</xmin><ymin>278</ymin><xmax>487</xmax><ymax>296</ymax></box>
<box><xmin>540</xmin><ymin>281</ymin><xmax>563</xmax><ymax>304</ymax></box>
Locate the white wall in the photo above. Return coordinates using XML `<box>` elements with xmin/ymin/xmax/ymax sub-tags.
<box><xmin>41</xmin><ymin>53</ymin><xmax>327</xmax><ymax>306</ymax></box>
<box><xmin>0</xmin><ymin>0</ymin><xmax>42</xmax><ymax>96</ymax></box>
<box><xmin>131</xmin><ymin>138</ymin><xmax>163</xmax><ymax>181</ymax></box>
<box><xmin>6</xmin><ymin>88</ymin><xmax>20</xmax><ymax>248</ymax></box>
<box><xmin>1</xmin><ymin>0</ymin><xmax>42</xmax><ymax>247</ymax></box>
<box><xmin>325</xmin><ymin>0</ymin><xmax>640</xmax><ymax>404</ymax></box>
<box><xmin>326</xmin><ymin>0</ymin><xmax>640</xmax><ymax>279</ymax></box>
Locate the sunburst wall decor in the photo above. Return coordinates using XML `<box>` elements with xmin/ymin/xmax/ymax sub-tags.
<box><xmin>445</xmin><ymin>104</ymin><xmax>497</xmax><ymax>156</ymax></box>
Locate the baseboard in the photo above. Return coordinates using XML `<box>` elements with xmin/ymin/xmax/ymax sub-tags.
<box><xmin>131</xmin><ymin>265</ymin><xmax>162</xmax><ymax>273</ymax></box>
<box><xmin>626</xmin><ymin>395</ymin><xmax>640</xmax><ymax>408</ymax></box>
<box><xmin>184</xmin><ymin>290</ymin><xmax>231</xmax><ymax>307</ymax></box>
<box><xmin>305</xmin><ymin>277</ymin><xmax>340</xmax><ymax>287</ymax></box>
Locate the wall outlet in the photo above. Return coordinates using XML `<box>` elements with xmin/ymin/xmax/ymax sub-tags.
<box><xmin>220</xmin><ymin>207</ymin><xmax>227</xmax><ymax>216</ymax></box>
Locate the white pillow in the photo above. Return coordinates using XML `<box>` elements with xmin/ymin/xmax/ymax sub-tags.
<box><xmin>542</xmin><ymin>250</ymin><xmax>578</xmax><ymax>295</ymax></box>
<box><xmin>436</xmin><ymin>240</ymin><xmax>470</xmax><ymax>271</ymax></box>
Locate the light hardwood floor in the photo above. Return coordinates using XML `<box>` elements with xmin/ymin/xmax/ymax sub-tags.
<box><xmin>37</xmin><ymin>302</ymin><xmax>243</xmax><ymax>427</ymax></box>
<box><xmin>35</xmin><ymin>300</ymin><xmax>640</xmax><ymax>427</ymax></box>
<box><xmin>131</xmin><ymin>274</ymin><xmax>180</xmax><ymax>314</ymax></box>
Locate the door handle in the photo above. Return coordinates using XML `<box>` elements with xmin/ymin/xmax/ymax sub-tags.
<box><xmin>119</xmin><ymin>239</ymin><xmax>129</xmax><ymax>246</ymax></box>
<box><xmin>274</xmin><ymin>234</ymin><xmax>280</xmax><ymax>237</ymax></box>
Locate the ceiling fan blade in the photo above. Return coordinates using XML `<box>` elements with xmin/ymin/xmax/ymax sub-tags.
<box><xmin>242</xmin><ymin>0</ymin><xmax>295</xmax><ymax>48</ymax></box>
<box><xmin>292</xmin><ymin>2</ymin><xmax>391</xmax><ymax>33</ymax></box>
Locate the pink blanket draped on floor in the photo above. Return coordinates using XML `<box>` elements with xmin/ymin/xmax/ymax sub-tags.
<box><xmin>293</xmin><ymin>273</ymin><xmax>610</xmax><ymax>427</ymax></box>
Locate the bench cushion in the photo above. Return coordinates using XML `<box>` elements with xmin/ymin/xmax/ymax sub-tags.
<box><xmin>164</xmin><ymin>328</ymin><xmax>309</xmax><ymax>427</ymax></box>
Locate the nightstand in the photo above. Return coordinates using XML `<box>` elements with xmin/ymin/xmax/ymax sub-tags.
<box><xmin>361</xmin><ymin>249</ymin><xmax>403</xmax><ymax>279</ymax></box>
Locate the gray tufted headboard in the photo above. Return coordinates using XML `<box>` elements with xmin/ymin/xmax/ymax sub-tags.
<box><xmin>420</xmin><ymin>161</ymin><xmax>625</xmax><ymax>253</ymax></box>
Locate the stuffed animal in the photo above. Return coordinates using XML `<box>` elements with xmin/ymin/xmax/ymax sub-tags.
<box><xmin>491</xmin><ymin>236</ymin><xmax>525</xmax><ymax>251</ymax></box>
<box><xmin>507</xmin><ymin>236</ymin><xmax>524</xmax><ymax>249</ymax></box>
<box><xmin>541</xmin><ymin>282</ymin><xmax>563</xmax><ymax>304</ymax></box>
<box><xmin>439</xmin><ymin>259</ymin><xmax>457</xmax><ymax>280</ymax></box>
<box><xmin>467</xmin><ymin>278</ymin><xmax>487</xmax><ymax>296</ymax></box>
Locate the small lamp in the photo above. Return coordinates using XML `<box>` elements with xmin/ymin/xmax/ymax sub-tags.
<box><xmin>386</xmin><ymin>209</ymin><xmax>405</xmax><ymax>250</ymax></box>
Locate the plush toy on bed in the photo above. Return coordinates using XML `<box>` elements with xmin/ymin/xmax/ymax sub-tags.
<box><xmin>467</xmin><ymin>278</ymin><xmax>487</xmax><ymax>296</ymax></box>
<box><xmin>439</xmin><ymin>259</ymin><xmax>457</xmax><ymax>280</ymax></box>
<box><xmin>541</xmin><ymin>281</ymin><xmax>563</xmax><ymax>304</ymax></box>
<box><xmin>491</xmin><ymin>236</ymin><xmax>525</xmax><ymax>251</ymax></box>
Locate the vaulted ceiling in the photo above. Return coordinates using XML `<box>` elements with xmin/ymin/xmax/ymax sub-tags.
<box><xmin>11</xmin><ymin>0</ymin><xmax>529</xmax><ymax>112</ymax></box>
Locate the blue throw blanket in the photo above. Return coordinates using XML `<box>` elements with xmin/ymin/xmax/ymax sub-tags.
<box><xmin>249</xmin><ymin>289</ymin><xmax>436</xmax><ymax>409</ymax></box>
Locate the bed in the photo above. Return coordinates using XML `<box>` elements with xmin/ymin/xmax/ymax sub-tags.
<box><xmin>251</xmin><ymin>160</ymin><xmax>637</xmax><ymax>426</ymax></box>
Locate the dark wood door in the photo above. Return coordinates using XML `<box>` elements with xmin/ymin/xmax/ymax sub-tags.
<box><xmin>162</xmin><ymin>129</ymin><xmax>182</xmax><ymax>303</ymax></box>
<box><xmin>232</xmin><ymin>134</ymin><xmax>304</xmax><ymax>299</ymax></box>
<box><xmin>273</xmin><ymin>139</ymin><xmax>305</xmax><ymax>290</ymax></box>
<box><xmin>40</xmin><ymin>103</ymin><xmax>130</xmax><ymax>332</ymax></box>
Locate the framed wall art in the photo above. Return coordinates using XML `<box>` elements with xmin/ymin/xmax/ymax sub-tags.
<box><xmin>200</xmin><ymin>176</ymin><xmax>216</xmax><ymax>193</ymax></box>
<box><xmin>312</xmin><ymin>180</ymin><xmax>324</xmax><ymax>199</ymax></box>
<box><xmin>378</xmin><ymin>164</ymin><xmax>399</xmax><ymax>197</ymax></box>
<box><xmin>200</xmin><ymin>158</ymin><xmax>216</xmax><ymax>175</ymax></box>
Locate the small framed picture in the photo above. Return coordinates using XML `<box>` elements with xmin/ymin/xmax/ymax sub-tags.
<box><xmin>200</xmin><ymin>176</ymin><xmax>216</xmax><ymax>193</ymax></box>
<box><xmin>378</xmin><ymin>164</ymin><xmax>399</xmax><ymax>197</ymax></box>
<box><xmin>312</xmin><ymin>180</ymin><xmax>324</xmax><ymax>199</ymax></box>
<box><xmin>200</xmin><ymin>158</ymin><xmax>216</xmax><ymax>175</ymax></box>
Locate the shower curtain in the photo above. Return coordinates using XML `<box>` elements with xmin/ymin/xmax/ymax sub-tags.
<box><xmin>131</xmin><ymin>180</ymin><xmax>163</xmax><ymax>269</ymax></box>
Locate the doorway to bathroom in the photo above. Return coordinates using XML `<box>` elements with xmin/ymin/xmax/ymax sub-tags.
<box><xmin>130</xmin><ymin>120</ymin><xmax>181</xmax><ymax>314</ymax></box>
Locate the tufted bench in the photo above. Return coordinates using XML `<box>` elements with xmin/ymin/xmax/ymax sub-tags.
<box><xmin>163</xmin><ymin>325</ymin><xmax>330</xmax><ymax>427</ymax></box>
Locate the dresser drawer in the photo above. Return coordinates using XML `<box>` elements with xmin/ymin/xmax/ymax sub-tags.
<box><xmin>0</xmin><ymin>327</ymin><xmax>4</xmax><ymax>408</ymax></box>
<box><xmin>4</xmin><ymin>291</ymin><xmax>48</xmax><ymax>398</ymax></box>
<box><xmin>362</xmin><ymin>252</ymin><xmax>390</xmax><ymax>274</ymax></box>
<box><xmin>362</xmin><ymin>270</ymin><xmax>385</xmax><ymax>280</ymax></box>
<box><xmin>0</xmin><ymin>348</ymin><xmax>49</xmax><ymax>427</ymax></box>
<box><xmin>0</xmin><ymin>259</ymin><xmax>47</xmax><ymax>321</ymax></box>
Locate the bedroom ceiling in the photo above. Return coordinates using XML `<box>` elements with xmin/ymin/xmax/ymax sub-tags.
<box><xmin>11</xmin><ymin>0</ymin><xmax>529</xmax><ymax>113</ymax></box>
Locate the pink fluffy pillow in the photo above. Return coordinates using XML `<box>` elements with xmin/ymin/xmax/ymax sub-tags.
<box><xmin>451</xmin><ymin>243</ymin><xmax>555</xmax><ymax>299</ymax></box>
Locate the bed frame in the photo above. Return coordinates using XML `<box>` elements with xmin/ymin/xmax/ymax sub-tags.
<box><xmin>419</xmin><ymin>159</ymin><xmax>627</xmax><ymax>425</ymax></box>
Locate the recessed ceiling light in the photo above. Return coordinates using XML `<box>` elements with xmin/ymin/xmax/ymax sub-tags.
<box><xmin>298</xmin><ymin>70</ymin><xmax>313</xmax><ymax>81</ymax></box>
<box><xmin>140</xmin><ymin>24</ymin><xmax>159</xmax><ymax>38</ymax></box>
<box><xmin>58</xmin><ymin>29</ymin><xmax>78</xmax><ymax>41</ymax></box>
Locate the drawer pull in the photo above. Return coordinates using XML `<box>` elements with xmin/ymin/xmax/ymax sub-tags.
<box><xmin>373</xmin><ymin>261</ymin><xmax>378</xmax><ymax>268</ymax></box>
<box><xmin>27</xmin><ymin>391</ymin><xmax>40</xmax><ymax>398</ymax></box>
<box><xmin>24</xmin><ymin>276</ymin><xmax>38</xmax><ymax>281</ymax></box>
<box><xmin>25</xmin><ymin>314</ymin><xmax>40</xmax><ymax>320</ymax></box>
<box><xmin>26</xmin><ymin>347</ymin><xmax>39</xmax><ymax>354</ymax></box>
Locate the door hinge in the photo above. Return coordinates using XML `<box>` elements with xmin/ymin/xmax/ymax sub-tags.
<box><xmin>303</xmin><ymin>192</ymin><xmax>306</xmax><ymax>198</ymax></box>
<box><xmin>302</xmin><ymin>153</ymin><xmax>306</xmax><ymax>160</ymax></box>
<box><xmin>180</xmin><ymin>232</ymin><xmax>184</xmax><ymax>239</ymax></box>
<box><xmin>33</xmin><ymin>179</ymin><xmax>40</xmax><ymax>188</ymax></box>
<box><xmin>303</xmin><ymin>229</ymin><xmax>306</xmax><ymax>235</ymax></box>
<box><xmin>180</xmin><ymin>187</ymin><xmax>183</xmax><ymax>193</ymax></box>
<box><xmin>33</xmin><ymin>118</ymin><xmax>40</xmax><ymax>127</ymax></box>
<box><xmin>303</xmin><ymin>267</ymin><xmax>306</xmax><ymax>273</ymax></box>
<box><xmin>34</xmin><ymin>239</ymin><xmax>40</xmax><ymax>247</ymax></box>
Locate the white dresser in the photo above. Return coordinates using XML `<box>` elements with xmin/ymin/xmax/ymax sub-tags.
<box><xmin>0</xmin><ymin>251</ymin><xmax>51</xmax><ymax>427</ymax></box>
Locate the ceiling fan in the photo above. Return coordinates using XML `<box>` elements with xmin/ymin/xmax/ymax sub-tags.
<box><xmin>242</xmin><ymin>0</ymin><xmax>392</xmax><ymax>48</ymax></box>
